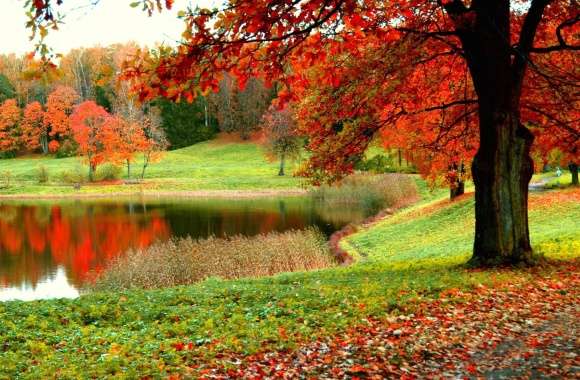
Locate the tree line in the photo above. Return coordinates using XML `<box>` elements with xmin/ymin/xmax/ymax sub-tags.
<box><xmin>0</xmin><ymin>44</ymin><xmax>282</xmax><ymax>152</ymax></box>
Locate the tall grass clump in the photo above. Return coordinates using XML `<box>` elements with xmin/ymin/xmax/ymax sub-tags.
<box><xmin>90</xmin><ymin>228</ymin><xmax>333</xmax><ymax>292</ymax></box>
<box><xmin>36</xmin><ymin>165</ymin><xmax>49</xmax><ymax>184</ymax></box>
<box><xmin>311</xmin><ymin>173</ymin><xmax>418</xmax><ymax>213</ymax></box>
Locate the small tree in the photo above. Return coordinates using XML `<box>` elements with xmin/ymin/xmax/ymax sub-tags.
<box><xmin>140</xmin><ymin>110</ymin><xmax>168</xmax><ymax>180</ymax></box>
<box><xmin>70</xmin><ymin>101</ymin><xmax>111</xmax><ymax>181</ymax></box>
<box><xmin>108</xmin><ymin>116</ymin><xmax>148</xmax><ymax>180</ymax></box>
<box><xmin>21</xmin><ymin>101</ymin><xmax>47</xmax><ymax>153</ymax></box>
<box><xmin>261</xmin><ymin>105</ymin><xmax>301</xmax><ymax>176</ymax></box>
<box><xmin>44</xmin><ymin>85</ymin><xmax>79</xmax><ymax>153</ymax></box>
<box><xmin>0</xmin><ymin>99</ymin><xmax>21</xmax><ymax>157</ymax></box>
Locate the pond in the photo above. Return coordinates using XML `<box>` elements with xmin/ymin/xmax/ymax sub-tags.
<box><xmin>0</xmin><ymin>196</ymin><xmax>372</xmax><ymax>301</ymax></box>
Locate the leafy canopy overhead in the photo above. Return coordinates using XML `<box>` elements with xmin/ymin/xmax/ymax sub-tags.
<box><xmin>28</xmin><ymin>1</ymin><xmax>579</xmax><ymax>181</ymax></box>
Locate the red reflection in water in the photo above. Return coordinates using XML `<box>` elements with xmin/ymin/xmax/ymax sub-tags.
<box><xmin>0</xmin><ymin>204</ymin><xmax>170</xmax><ymax>289</ymax></box>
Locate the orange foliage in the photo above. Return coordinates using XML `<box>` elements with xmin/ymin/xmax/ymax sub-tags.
<box><xmin>69</xmin><ymin>101</ymin><xmax>112</xmax><ymax>176</ymax></box>
<box><xmin>44</xmin><ymin>85</ymin><xmax>79</xmax><ymax>152</ymax></box>
<box><xmin>20</xmin><ymin>101</ymin><xmax>46</xmax><ymax>152</ymax></box>
<box><xmin>0</xmin><ymin>99</ymin><xmax>21</xmax><ymax>153</ymax></box>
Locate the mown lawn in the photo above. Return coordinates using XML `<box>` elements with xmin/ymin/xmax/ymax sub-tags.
<box><xmin>0</xmin><ymin>187</ymin><xmax>578</xmax><ymax>378</ymax></box>
<box><xmin>0</xmin><ymin>139</ymin><xmax>304</xmax><ymax>196</ymax></box>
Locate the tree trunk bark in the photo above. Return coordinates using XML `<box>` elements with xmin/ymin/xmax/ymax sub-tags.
<box><xmin>141</xmin><ymin>153</ymin><xmax>150</xmax><ymax>180</ymax></box>
<box><xmin>470</xmin><ymin>112</ymin><xmax>535</xmax><ymax>266</ymax></box>
<box><xmin>278</xmin><ymin>153</ymin><xmax>285</xmax><ymax>176</ymax></box>
<box><xmin>569</xmin><ymin>163</ymin><xmax>579</xmax><ymax>186</ymax></box>
<box><xmin>89</xmin><ymin>163</ymin><xmax>96</xmax><ymax>182</ymax></box>
<box><xmin>450</xmin><ymin>180</ymin><xmax>465</xmax><ymax>200</ymax></box>
<box><xmin>40</xmin><ymin>134</ymin><xmax>48</xmax><ymax>154</ymax></box>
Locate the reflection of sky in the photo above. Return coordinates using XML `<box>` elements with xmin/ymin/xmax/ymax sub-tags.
<box><xmin>0</xmin><ymin>267</ymin><xmax>79</xmax><ymax>302</ymax></box>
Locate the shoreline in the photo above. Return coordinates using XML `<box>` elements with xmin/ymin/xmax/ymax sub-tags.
<box><xmin>0</xmin><ymin>188</ymin><xmax>309</xmax><ymax>201</ymax></box>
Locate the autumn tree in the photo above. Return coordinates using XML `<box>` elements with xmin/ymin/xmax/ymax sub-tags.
<box><xmin>139</xmin><ymin>109</ymin><xmax>168</xmax><ymax>180</ymax></box>
<box><xmin>0</xmin><ymin>54</ymin><xmax>53</xmax><ymax>105</ymax></box>
<box><xmin>69</xmin><ymin>101</ymin><xmax>112</xmax><ymax>181</ymax></box>
<box><xmin>44</xmin><ymin>85</ymin><xmax>79</xmax><ymax>153</ymax></box>
<box><xmin>20</xmin><ymin>101</ymin><xmax>48</xmax><ymax>153</ymax></box>
<box><xmin>154</xmin><ymin>97</ymin><xmax>218</xmax><ymax>148</ymax></box>
<box><xmin>105</xmin><ymin>115</ymin><xmax>148</xmax><ymax>180</ymax></box>
<box><xmin>0</xmin><ymin>74</ymin><xmax>16</xmax><ymax>103</ymax></box>
<box><xmin>262</xmin><ymin>105</ymin><xmax>302</xmax><ymax>176</ymax></box>
<box><xmin>29</xmin><ymin>1</ymin><xmax>579</xmax><ymax>266</ymax></box>
<box><xmin>211</xmin><ymin>74</ymin><xmax>276</xmax><ymax>139</ymax></box>
<box><xmin>0</xmin><ymin>99</ymin><xmax>21</xmax><ymax>157</ymax></box>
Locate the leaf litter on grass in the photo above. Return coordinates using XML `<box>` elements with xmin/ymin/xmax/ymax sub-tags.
<box><xmin>182</xmin><ymin>261</ymin><xmax>579</xmax><ymax>379</ymax></box>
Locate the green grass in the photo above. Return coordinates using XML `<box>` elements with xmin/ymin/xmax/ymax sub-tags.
<box><xmin>0</xmin><ymin>140</ymin><xmax>304</xmax><ymax>196</ymax></box>
<box><xmin>531</xmin><ymin>170</ymin><xmax>575</xmax><ymax>189</ymax></box>
<box><xmin>0</xmin><ymin>185</ymin><xmax>578</xmax><ymax>378</ymax></box>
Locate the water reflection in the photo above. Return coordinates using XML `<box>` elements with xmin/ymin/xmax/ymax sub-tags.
<box><xmin>0</xmin><ymin>197</ymin><xmax>366</xmax><ymax>301</ymax></box>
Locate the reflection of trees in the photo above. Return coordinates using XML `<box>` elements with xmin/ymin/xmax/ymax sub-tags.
<box><xmin>0</xmin><ymin>204</ymin><xmax>170</xmax><ymax>289</ymax></box>
<box><xmin>0</xmin><ymin>197</ymin><xmax>368</xmax><ymax>292</ymax></box>
<box><xmin>312</xmin><ymin>201</ymin><xmax>366</xmax><ymax>228</ymax></box>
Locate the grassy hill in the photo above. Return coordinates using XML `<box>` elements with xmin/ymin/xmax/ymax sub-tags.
<box><xmin>0</xmin><ymin>138</ymin><xmax>304</xmax><ymax>196</ymax></box>
<box><xmin>0</xmin><ymin>187</ymin><xmax>578</xmax><ymax>377</ymax></box>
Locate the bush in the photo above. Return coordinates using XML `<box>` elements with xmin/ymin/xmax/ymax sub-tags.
<box><xmin>311</xmin><ymin>173</ymin><xmax>418</xmax><ymax>214</ymax></box>
<box><xmin>0</xmin><ymin>170</ymin><xmax>12</xmax><ymax>189</ymax></box>
<box><xmin>95</xmin><ymin>164</ymin><xmax>122</xmax><ymax>182</ymax></box>
<box><xmin>60</xmin><ymin>165</ymin><xmax>87</xmax><ymax>185</ymax></box>
<box><xmin>0</xmin><ymin>151</ymin><xmax>17</xmax><ymax>159</ymax></box>
<box><xmin>55</xmin><ymin>140</ymin><xmax>78</xmax><ymax>158</ymax></box>
<box><xmin>356</xmin><ymin>154</ymin><xmax>418</xmax><ymax>174</ymax></box>
<box><xmin>356</xmin><ymin>154</ymin><xmax>393</xmax><ymax>173</ymax></box>
<box><xmin>89</xmin><ymin>228</ymin><xmax>333</xmax><ymax>291</ymax></box>
<box><xmin>36</xmin><ymin>165</ymin><xmax>49</xmax><ymax>184</ymax></box>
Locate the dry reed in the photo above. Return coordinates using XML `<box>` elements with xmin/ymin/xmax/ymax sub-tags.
<box><xmin>89</xmin><ymin>228</ymin><xmax>333</xmax><ymax>291</ymax></box>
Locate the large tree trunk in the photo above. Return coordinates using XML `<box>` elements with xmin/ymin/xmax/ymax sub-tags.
<box><xmin>569</xmin><ymin>163</ymin><xmax>579</xmax><ymax>186</ymax></box>
<box><xmin>470</xmin><ymin>113</ymin><xmax>535</xmax><ymax>266</ymax></box>
<box><xmin>450</xmin><ymin>0</ymin><xmax>545</xmax><ymax>267</ymax></box>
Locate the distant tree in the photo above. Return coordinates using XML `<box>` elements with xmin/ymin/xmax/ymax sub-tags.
<box><xmin>211</xmin><ymin>74</ymin><xmax>275</xmax><ymax>139</ymax></box>
<box><xmin>44</xmin><ymin>86</ymin><xmax>79</xmax><ymax>153</ymax></box>
<box><xmin>106</xmin><ymin>116</ymin><xmax>148</xmax><ymax>180</ymax></box>
<box><xmin>0</xmin><ymin>99</ymin><xmax>21</xmax><ymax>157</ymax></box>
<box><xmin>60</xmin><ymin>47</ymin><xmax>110</xmax><ymax>101</ymax></box>
<box><xmin>0</xmin><ymin>54</ymin><xmax>52</xmax><ymax>105</ymax></box>
<box><xmin>140</xmin><ymin>109</ymin><xmax>168</xmax><ymax>179</ymax></box>
<box><xmin>155</xmin><ymin>97</ymin><xmax>217</xmax><ymax>149</ymax></box>
<box><xmin>95</xmin><ymin>85</ymin><xmax>113</xmax><ymax>112</ymax></box>
<box><xmin>533</xmin><ymin>128</ymin><xmax>579</xmax><ymax>186</ymax></box>
<box><xmin>70</xmin><ymin>101</ymin><xmax>112</xmax><ymax>181</ymax></box>
<box><xmin>0</xmin><ymin>74</ymin><xmax>16</xmax><ymax>103</ymax></box>
<box><xmin>20</xmin><ymin>101</ymin><xmax>48</xmax><ymax>153</ymax></box>
<box><xmin>262</xmin><ymin>105</ymin><xmax>301</xmax><ymax>176</ymax></box>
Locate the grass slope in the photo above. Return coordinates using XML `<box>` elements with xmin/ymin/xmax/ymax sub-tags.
<box><xmin>0</xmin><ymin>187</ymin><xmax>578</xmax><ymax>377</ymax></box>
<box><xmin>0</xmin><ymin>139</ymin><xmax>303</xmax><ymax>196</ymax></box>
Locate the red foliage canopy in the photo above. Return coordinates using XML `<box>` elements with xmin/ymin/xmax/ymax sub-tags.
<box><xmin>119</xmin><ymin>0</ymin><xmax>578</xmax><ymax>182</ymax></box>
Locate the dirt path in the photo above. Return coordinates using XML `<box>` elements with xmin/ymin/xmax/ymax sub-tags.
<box><xmin>529</xmin><ymin>176</ymin><xmax>556</xmax><ymax>192</ymax></box>
<box><xmin>195</xmin><ymin>262</ymin><xmax>579</xmax><ymax>379</ymax></box>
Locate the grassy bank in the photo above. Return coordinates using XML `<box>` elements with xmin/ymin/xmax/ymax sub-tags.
<box><xmin>0</xmin><ymin>186</ymin><xmax>578</xmax><ymax>377</ymax></box>
<box><xmin>0</xmin><ymin>139</ymin><xmax>304</xmax><ymax>196</ymax></box>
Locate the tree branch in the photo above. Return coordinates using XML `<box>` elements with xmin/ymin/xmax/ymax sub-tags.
<box><xmin>530</xmin><ymin>15</ymin><xmax>580</xmax><ymax>53</ymax></box>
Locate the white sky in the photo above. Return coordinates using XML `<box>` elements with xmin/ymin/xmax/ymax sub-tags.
<box><xmin>0</xmin><ymin>0</ymin><xmax>216</xmax><ymax>55</ymax></box>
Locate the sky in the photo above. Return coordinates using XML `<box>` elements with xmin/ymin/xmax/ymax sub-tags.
<box><xmin>0</xmin><ymin>0</ymin><xmax>215</xmax><ymax>55</ymax></box>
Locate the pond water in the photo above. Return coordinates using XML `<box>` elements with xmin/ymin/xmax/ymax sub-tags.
<box><xmin>0</xmin><ymin>196</ymin><xmax>371</xmax><ymax>301</ymax></box>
